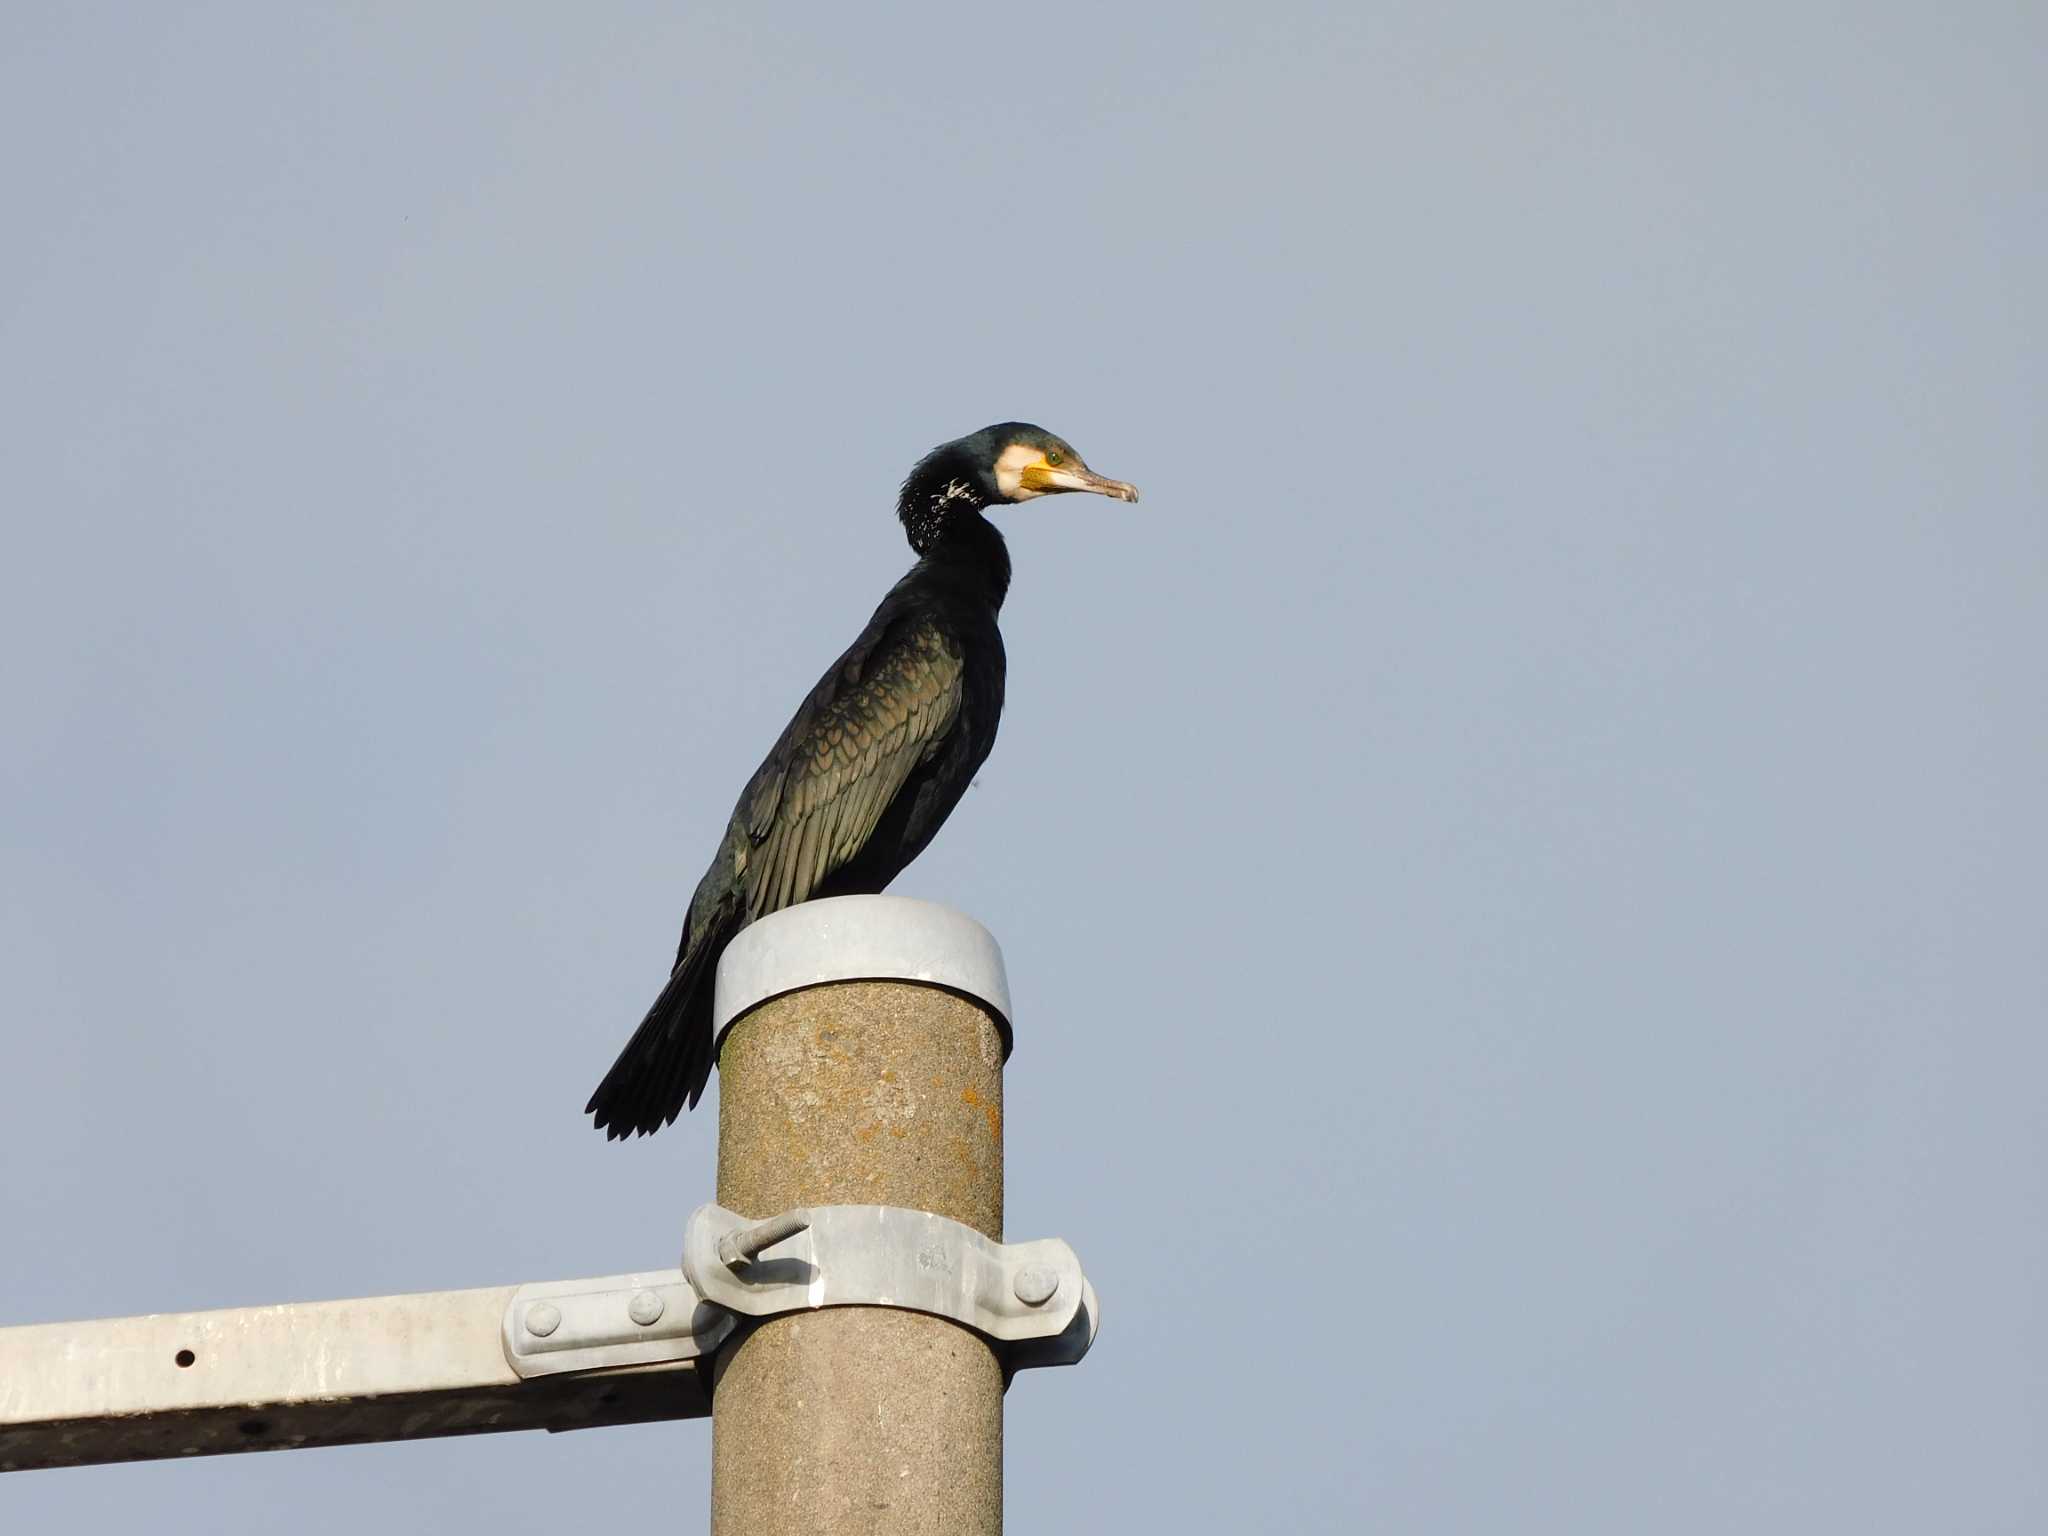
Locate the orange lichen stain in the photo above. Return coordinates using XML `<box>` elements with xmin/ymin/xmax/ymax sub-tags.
<box><xmin>855</xmin><ymin>1124</ymin><xmax>878</xmax><ymax>1144</ymax></box>
<box><xmin>930</xmin><ymin>1074</ymin><xmax>945</xmax><ymax>1089</ymax></box>
<box><xmin>960</xmin><ymin>1086</ymin><xmax>999</xmax><ymax>1137</ymax></box>
<box><xmin>888</xmin><ymin>1125</ymin><xmax>908</xmax><ymax>1138</ymax></box>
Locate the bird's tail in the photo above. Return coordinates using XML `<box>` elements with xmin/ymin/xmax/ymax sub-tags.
<box><xmin>586</xmin><ymin>909</ymin><xmax>738</xmax><ymax>1139</ymax></box>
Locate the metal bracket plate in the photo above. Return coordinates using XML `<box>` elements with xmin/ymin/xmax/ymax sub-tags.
<box><xmin>502</xmin><ymin>1269</ymin><xmax>736</xmax><ymax>1379</ymax></box>
<box><xmin>681</xmin><ymin>1204</ymin><xmax>1098</xmax><ymax>1370</ymax></box>
<box><xmin>500</xmin><ymin>1208</ymin><xmax>1098</xmax><ymax>1381</ymax></box>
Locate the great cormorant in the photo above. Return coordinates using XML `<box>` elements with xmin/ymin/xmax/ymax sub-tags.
<box><xmin>587</xmin><ymin>423</ymin><xmax>1139</xmax><ymax>1138</ymax></box>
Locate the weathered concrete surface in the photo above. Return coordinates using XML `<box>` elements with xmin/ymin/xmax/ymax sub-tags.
<box><xmin>716</xmin><ymin>980</ymin><xmax>1005</xmax><ymax>1239</ymax></box>
<box><xmin>712</xmin><ymin>978</ymin><xmax>1005</xmax><ymax>1535</ymax></box>
<box><xmin>711</xmin><ymin>1309</ymin><xmax>1002</xmax><ymax>1534</ymax></box>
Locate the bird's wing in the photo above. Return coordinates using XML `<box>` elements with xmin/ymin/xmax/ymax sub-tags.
<box><xmin>739</xmin><ymin>614</ymin><xmax>963</xmax><ymax>918</ymax></box>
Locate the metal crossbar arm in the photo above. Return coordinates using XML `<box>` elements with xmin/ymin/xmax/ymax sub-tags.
<box><xmin>1</xmin><ymin>1276</ymin><xmax>717</xmax><ymax>1473</ymax></box>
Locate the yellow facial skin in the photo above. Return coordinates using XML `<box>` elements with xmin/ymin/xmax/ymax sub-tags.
<box><xmin>995</xmin><ymin>442</ymin><xmax>1141</xmax><ymax>503</ymax></box>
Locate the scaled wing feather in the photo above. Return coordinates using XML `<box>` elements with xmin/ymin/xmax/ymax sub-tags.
<box><xmin>742</xmin><ymin>619</ymin><xmax>962</xmax><ymax>919</ymax></box>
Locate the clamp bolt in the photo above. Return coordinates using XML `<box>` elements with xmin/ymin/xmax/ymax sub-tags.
<box><xmin>718</xmin><ymin>1211</ymin><xmax>812</xmax><ymax>1268</ymax></box>
<box><xmin>524</xmin><ymin>1302</ymin><xmax>562</xmax><ymax>1338</ymax></box>
<box><xmin>1013</xmin><ymin>1265</ymin><xmax>1060</xmax><ymax>1306</ymax></box>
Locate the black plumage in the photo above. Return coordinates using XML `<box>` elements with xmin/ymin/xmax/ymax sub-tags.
<box><xmin>587</xmin><ymin>423</ymin><xmax>1138</xmax><ymax>1138</ymax></box>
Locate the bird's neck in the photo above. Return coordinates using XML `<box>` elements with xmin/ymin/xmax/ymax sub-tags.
<box><xmin>922</xmin><ymin>507</ymin><xmax>1012</xmax><ymax>609</ymax></box>
<box><xmin>899</xmin><ymin>480</ymin><xmax>1011</xmax><ymax>610</ymax></box>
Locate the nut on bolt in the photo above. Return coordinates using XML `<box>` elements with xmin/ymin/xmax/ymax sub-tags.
<box><xmin>1012</xmin><ymin>1264</ymin><xmax>1060</xmax><ymax>1306</ymax></box>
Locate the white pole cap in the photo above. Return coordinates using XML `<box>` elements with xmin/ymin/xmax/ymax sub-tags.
<box><xmin>711</xmin><ymin>896</ymin><xmax>1013</xmax><ymax>1061</ymax></box>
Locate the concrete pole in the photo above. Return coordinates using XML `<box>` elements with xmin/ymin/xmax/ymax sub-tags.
<box><xmin>707</xmin><ymin>897</ymin><xmax>1011</xmax><ymax>1536</ymax></box>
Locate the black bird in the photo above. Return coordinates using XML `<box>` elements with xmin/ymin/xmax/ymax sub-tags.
<box><xmin>587</xmin><ymin>423</ymin><xmax>1139</xmax><ymax>1138</ymax></box>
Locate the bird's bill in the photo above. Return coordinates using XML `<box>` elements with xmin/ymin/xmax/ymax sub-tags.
<box><xmin>1020</xmin><ymin>460</ymin><xmax>1141</xmax><ymax>502</ymax></box>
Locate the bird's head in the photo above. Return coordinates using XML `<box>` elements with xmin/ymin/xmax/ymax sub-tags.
<box><xmin>898</xmin><ymin>423</ymin><xmax>1139</xmax><ymax>553</ymax></box>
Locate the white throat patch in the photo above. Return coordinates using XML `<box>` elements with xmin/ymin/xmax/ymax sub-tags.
<box><xmin>993</xmin><ymin>442</ymin><xmax>1047</xmax><ymax>501</ymax></box>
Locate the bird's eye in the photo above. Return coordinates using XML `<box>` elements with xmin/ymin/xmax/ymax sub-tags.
<box><xmin>1045</xmin><ymin>451</ymin><xmax>1064</xmax><ymax>468</ymax></box>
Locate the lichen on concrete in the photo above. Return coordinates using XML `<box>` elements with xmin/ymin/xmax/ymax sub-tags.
<box><xmin>716</xmin><ymin>979</ymin><xmax>1005</xmax><ymax>1239</ymax></box>
<box><xmin>711</xmin><ymin>977</ymin><xmax>1008</xmax><ymax>1534</ymax></box>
